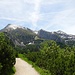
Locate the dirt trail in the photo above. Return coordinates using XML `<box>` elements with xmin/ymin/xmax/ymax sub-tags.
<box><xmin>14</xmin><ymin>58</ymin><xmax>40</xmax><ymax>75</ymax></box>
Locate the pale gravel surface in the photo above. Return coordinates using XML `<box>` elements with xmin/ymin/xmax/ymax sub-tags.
<box><xmin>14</xmin><ymin>58</ymin><xmax>40</xmax><ymax>75</ymax></box>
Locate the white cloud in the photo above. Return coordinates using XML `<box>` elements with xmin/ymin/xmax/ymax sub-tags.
<box><xmin>0</xmin><ymin>17</ymin><xmax>28</xmax><ymax>22</ymax></box>
<box><xmin>36</xmin><ymin>0</ymin><xmax>75</xmax><ymax>34</ymax></box>
<box><xmin>0</xmin><ymin>0</ymin><xmax>75</xmax><ymax>34</ymax></box>
<box><xmin>0</xmin><ymin>0</ymin><xmax>42</xmax><ymax>30</ymax></box>
<box><xmin>29</xmin><ymin>0</ymin><xmax>41</xmax><ymax>29</ymax></box>
<box><xmin>0</xmin><ymin>0</ymin><xmax>35</xmax><ymax>23</ymax></box>
<box><xmin>42</xmin><ymin>0</ymin><xmax>61</xmax><ymax>5</ymax></box>
<box><xmin>43</xmin><ymin>8</ymin><xmax>75</xmax><ymax>34</ymax></box>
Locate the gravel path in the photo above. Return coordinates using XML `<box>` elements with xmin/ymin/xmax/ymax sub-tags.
<box><xmin>14</xmin><ymin>58</ymin><xmax>40</xmax><ymax>75</ymax></box>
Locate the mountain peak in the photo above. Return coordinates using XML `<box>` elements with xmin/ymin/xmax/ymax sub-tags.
<box><xmin>5</xmin><ymin>24</ymin><xmax>23</xmax><ymax>30</ymax></box>
<box><xmin>56</xmin><ymin>30</ymin><xmax>66</xmax><ymax>34</ymax></box>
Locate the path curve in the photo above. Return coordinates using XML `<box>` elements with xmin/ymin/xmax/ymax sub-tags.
<box><xmin>14</xmin><ymin>58</ymin><xmax>40</xmax><ymax>75</ymax></box>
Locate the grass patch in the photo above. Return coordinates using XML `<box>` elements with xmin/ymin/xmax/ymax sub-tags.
<box><xmin>12</xmin><ymin>67</ymin><xmax>16</xmax><ymax>75</ymax></box>
<box><xmin>19</xmin><ymin>54</ymin><xmax>51</xmax><ymax>75</ymax></box>
<box><xmin>7</xmin><ymin>67</ymin><xmax>16</xmax><ymax>75</ymax></box>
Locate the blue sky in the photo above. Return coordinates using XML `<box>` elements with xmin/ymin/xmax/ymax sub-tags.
<box><xmin>0</xmin><ymin>0</ymin><xmax>75</xmax><ymax>34</ymax></box>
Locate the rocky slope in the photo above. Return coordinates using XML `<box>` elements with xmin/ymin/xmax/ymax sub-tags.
<box><xmin>1</xmin><ymin>24</ymin><xmax>36</xmax><ymax>46</ymax></box>
<box><xmin>1</xmin><ymin>24</ymin><xmax>75</xmax><ymax>46</ymax></box>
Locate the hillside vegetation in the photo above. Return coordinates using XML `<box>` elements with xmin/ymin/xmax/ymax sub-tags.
<box><xmin>0</xmin><ymin>32</ymin><xmax>16</xmax><ymax>75</ymax></box>
<box><xmin>20</xmin><ymin>40</ymin><xmax>75</xmax><ymax>75</ymax></box>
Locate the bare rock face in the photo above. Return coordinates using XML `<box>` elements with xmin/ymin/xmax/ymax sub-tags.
<box><xmin>1</xmin><ymin>24</ymin><xmax>75</xmax><ymax>46</ymax></box>
<box><xmin>1</xmin><ymin>24</ymin><xmax>36</xmax><ymax>46</ymax></box>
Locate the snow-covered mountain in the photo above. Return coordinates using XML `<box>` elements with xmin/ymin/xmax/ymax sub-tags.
<box><xmin>1</xmin><ymin>24</ymin><xmax>36</xmax><ymax>46</ymax></box>
<box><xmin>1</xmin><ymin>24</ymin><xmax>75</xmax><ymax>46</ymax></box>
<box><xmin>56</xmin><ymin>30</ymin><xmax>66</xmax><ymax>34</ymax></box>
<box><xmin>3</xmin><ymin>24</ymin><xmax>26</xmax><ymax>31</ymax></box>
<box><xmin>55</xmin><ymin>30</ymin><xmax>75</xmax><ymax>40</ymax></box>
<box><xmin>34</xmin><ymin>31</ymin><xmax>38</xmax><ymax>34</ymax></box>
<box><xmin>38</xmin><ymin>29</ymin><xmax>75</xmax><ymax>46</ymax></box>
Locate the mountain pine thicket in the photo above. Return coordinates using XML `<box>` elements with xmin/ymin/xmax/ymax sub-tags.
<box><xmin>23</xmin><ymin>40</ymin><xmax>75</xmax><ymax>75</ymax></box>
<box><xmin>0</xmin><ymin>32</ymin><xmax>16</xmax><ymax>75</ymax></box>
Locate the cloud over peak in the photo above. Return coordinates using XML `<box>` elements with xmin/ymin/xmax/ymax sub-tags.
<box><xmin>0</xmin><ymin>0</ymin><xmax>75</xmax><ymax>34</ymax></box>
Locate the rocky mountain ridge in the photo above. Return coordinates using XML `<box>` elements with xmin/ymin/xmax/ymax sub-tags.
<box><xmin>1</xmin><ymin>24</ymin><xmax>75</xmax><ymax>46</ymax></box>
